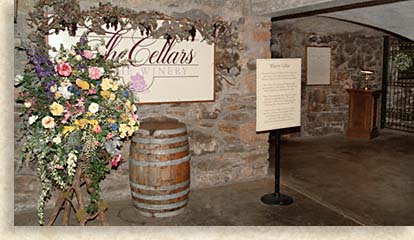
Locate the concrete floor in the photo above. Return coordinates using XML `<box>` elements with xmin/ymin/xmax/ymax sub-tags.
<box><xmin>14</xmin><ymin>129</ymin><xmax>413</xmax><ymax>226</ymax></box>
<box><xmin>280</xmin><ymin>129</ymin><xmax>414</xmax><ymax>226</ymax></box>
<box><xmin>15</xmin><ymin>177</ymin><xmax>357</xmax><ymax>226</ymax></box>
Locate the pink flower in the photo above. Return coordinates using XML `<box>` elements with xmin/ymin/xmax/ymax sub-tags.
<box><xmin>56</xmin><ymin>62</ymin><xmax>72</xmax><ymax>77</ymax></box>
<box><xmin>76</xmin><ymin>98</ymin><xmax>85</xmax><ymax>113</ymax></box>
<box><xmin>65</xmin><ymin>100</ymin><xmax>72</xmax><ymax>109</ymax></box>
<box><xmin>94</xmin><ymin>141</ymin><xmax>100</xmax><ymax>146</ymax></box>
<box><xmin>55</xmin><ymin>165</ymin><xmax>64</xmax><ymax>170</ymax></box>
<box><xmin>93</xmin><ymin>125</ymin><xmax>102</xmax><ymax>134</ymax></box>
<box><xmin>112</xmin><ymin>153</ymin><xmax>121</xmax><ymax>168</ymax></box>
<box><xmin>82</xmin><ymin>50</ymin><xmax>95</xmax><ymax>60</ymax></box>
<box><xmin>61</xmin><ymin>111</ymin><xmax>72</xmax><ymax>124</ymax></box>
<box><xmin>88</xmin><ymin>66</ymin><xmax>103</xmax><ymax>80</ymax></box>
<box><xmin>88</xmin><ymin>88</ymin><xmax>97</xmax><ymax>95</ymax></box>
<box><xmin>106</xmin><ymin>132</ymin><xmax>113</xmax><ymax>139</ymax></box>
<box><xmin>132</xmin><ymin>114</ymin><xmax>139</xmax><ymax>120</ymax></box>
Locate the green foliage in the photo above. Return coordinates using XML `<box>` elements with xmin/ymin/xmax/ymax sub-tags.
<box><xmin>27</xmin><ymin>0</ymin><xmax>241</xmax><ymax>91</ymax></box>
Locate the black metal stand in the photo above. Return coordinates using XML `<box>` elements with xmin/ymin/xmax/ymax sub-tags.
<box><xmin>261</xmin><ymin>129</ymin><xmax>293</xmax><ymax>205</ymax></box>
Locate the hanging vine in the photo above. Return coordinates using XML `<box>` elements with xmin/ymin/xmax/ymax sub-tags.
<box><xmin>27</xmin><ymin>0</ymin><xmax>241</xmax><ymax>91</ymax></box>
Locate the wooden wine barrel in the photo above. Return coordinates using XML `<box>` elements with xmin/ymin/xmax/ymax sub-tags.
<box><xmin>129</xmin><ymin>121</ymin><xmax>190</xmax><ymax>217</ymax></box>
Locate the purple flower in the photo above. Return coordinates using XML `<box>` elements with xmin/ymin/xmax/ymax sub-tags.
<box><xmin>26</xmin><ymin>48</ymin><xmax>54</xmax><ymax>78</ymax></box>
<box><xmin>130</xmin><ymin>73</ymin><xmax>147</xmax><ymax>92</ymax></box>
<box><xmin>79</xmin><ymin>34</ymin><xmax>88</xmax><ymax>46</ymax></box>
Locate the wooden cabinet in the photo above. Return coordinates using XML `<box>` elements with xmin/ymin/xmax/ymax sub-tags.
<box><xmin>346</xmin><ymin>89</ymin><xmax>382</xmax><ymax>139</ymax></box>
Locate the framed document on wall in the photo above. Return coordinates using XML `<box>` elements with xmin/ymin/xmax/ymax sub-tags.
<box><xmin>306</xmin><ymin>46</ymin><xmax>332</xmax><ymax>85</ymax></box>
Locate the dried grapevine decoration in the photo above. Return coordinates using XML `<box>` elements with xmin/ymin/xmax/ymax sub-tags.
<box><xmin>27</xmin><ymin>0</ymin><xmax>241</xmax><ymax>90</ymax></box>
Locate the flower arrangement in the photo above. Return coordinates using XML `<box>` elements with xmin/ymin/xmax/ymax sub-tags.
<box><xmin>393</xmin><ymin>51</ymin><xmax>413</xmax><ymax>72</ymax></box>
<box><xmin>15</xmin><ymin>35</ymin><xmax>140</xmax><ymax>225</ymax></box>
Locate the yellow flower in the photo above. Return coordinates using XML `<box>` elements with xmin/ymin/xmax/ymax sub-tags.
<box><xmin>76</xmin><ymin>78</ymin><xmax>90</xmax><ymax>90</ymax></box>
<box><xmin>50</xmin><ymin>102</ymin><xmax>64</xmax><ymax>116</ymax></box>
<box><xmin>127</xmin><ymin>126</ymin><xmax>136</xmax><ymax>136</ymax></box>
<box><xmin>110</xmin><ymin>93</ymin><xmax>116</xmax><ymax>101</ymax></box>
<box><xmin>55</xmin><ymin>92</ymin><xmax>62</xmax><ymax>99</ymax></box>
<box><xmin>125</xmin><ymin>100</ymin><xmax>131</xmax><ymax>108</ymax></box>
<box><xmin>101</xmin><ymin>78</ymin><xmax>112</xmax><ymax>91</ymax></box>
<box><xmin>107</xmin><ymin>118</ymin><xmax>116</xmax><ymax>124</ymax></box>
<box><xmin>100</xmin><ymin>90</ymin><xmax>111</xmax><ymax>99</ymax></box>
<box><xmin>41</xmin><ymin>116</ymin><xmax>55</xmax><ymax>129</ymax></box>
<box><xmin>74</xmin><ymin>118</ymin><xmax>88</xmax><ymax>129</ymax></box>
<box><xmin>125</xmin><ymin>100</ymin><xmax>137</xmax><ymax>113</ymax></box>
<box><xmin>111</xmin><ymin>81</ymin><xmax>119</xmax><ymax>91</ymax></box>
<box><xmin>120</xmin><ymin>113</ymin><xmax>129</xmax><ymax>121</ymax></box>
<box><xmin>128</xmin><ymin>118</ymin><xmax>137</xmax><ymax>126</ymax></box>
<box><xmin>74</xmin><ymin>55</ymin><xmax>82</xmax><ymax>61</ymax></box>
<box><xmin>63</xmin><ymin>126</ymin><xmax>76</xmax><ymax>135</ymax></box>
<box><xmin>88</xmin><ymin>119</ymin><xmax>98</xmax><ymax>127</ymax></box>
<box><xmin>79</xmin><ymin>119</ymin><xmax>88</xmax><ymax>128</ymax></box>
<box><xmin>119</xmin><ymin>124</ymin><xmax>129</xmax><ymax>138</ymax></box>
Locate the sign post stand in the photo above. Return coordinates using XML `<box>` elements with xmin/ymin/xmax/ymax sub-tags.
<box><xmin>261</xmin><ymin>129</ymin><xmax>293</xmax><ymax>205</ymax></box>
<box><xmin>256</xmin><ymin>58</ymin><xmax>302</xmax><ymax>206</ymax></box>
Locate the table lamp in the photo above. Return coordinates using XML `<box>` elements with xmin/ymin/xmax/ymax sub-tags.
<box><xmin>361</xmin><ymin>70</ymin><xmax>374</xmax><ymax>91</ymax></box>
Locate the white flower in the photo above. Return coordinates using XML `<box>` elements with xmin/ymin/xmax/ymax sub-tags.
<box><xmin>41</xmin><ymin>116</ymin><xmax>55</xmax><ymax>129</ymax></box>
<box><xmin>14</xmin><ymin>74</ymin><xmax>24</xmax><ymax>85</ymax></box>
<box><xmin>88</xmin><ymin>102</ymin><xmax>99</xmax><ymax>114</ymax></box>
<box><xmin>98</xmin><ymin>67</ymin><xmax>105</xmax><ymax>76</ymax></box>
<box><xmin>58</xmin><ymin>82</ymin><xmax>73</xmax><ymax>99</ymax></box>
<box><xmin>74</xmin><ymin>55</ymin><xmax>82</xmax><ymax>61</ymax></box>
<box><xmin>28</xmin><ymin>115</ymin><xmax>38</xmax><ymax>125</ymax></box>
<box><xmin>50</xmin><ymin>84</ymin><xmax>57</xmax><ymax>93</ymax></box>
<box><xmin>24</xmin><ymin>102</ymin><xmax>31</xmax><ymax>108</ymax></box>
<box><xmin>52</xmin><ymin>136</ymin><xmax>61</xmax><ymax>144</ymax></box>
<box><xmin>69</xmin><ymin>49</ymin><xmax>76</xmax><ymax>56</ymax></box>
<box><xmin>67</xmin><ymin>151</ymin><xmax>78</xmax><ymax>177</ymax></box>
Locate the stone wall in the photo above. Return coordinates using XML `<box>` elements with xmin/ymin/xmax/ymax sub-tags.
<box><xmin>271</xmin><ymin>16</ymin><xmax>386</xmax><ymax>136</ymax></box>
<box><xmin>14</xmin><ymin>0</ymin><xmax>271</xmax><ymax>211</ymax></box>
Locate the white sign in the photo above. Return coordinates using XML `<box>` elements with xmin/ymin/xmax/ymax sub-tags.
<box><xmin>48</xmin><ymin>26</ymin><xmax>215</xmax><ymax>104</ymax></box>
<box><xmin>306</xmin><ymin>46</ymin><xmax>331</xmax><ymax>85</ymax></box>
<box><xmin>256</xmin><ymin>59</ymin><xmax>302</xmax><ymax>132</ymax></box>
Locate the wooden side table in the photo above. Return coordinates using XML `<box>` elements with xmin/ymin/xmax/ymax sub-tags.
<box><xmin>346</xmin><ymin>89</ymin><xmax>382</xmax><ymax>139</ymax></box>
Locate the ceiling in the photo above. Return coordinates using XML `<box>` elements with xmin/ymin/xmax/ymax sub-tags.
<box><xmin>265</xmin><ymin>0</ymin><xmax>414</xmax><ymax>40</ymax></box>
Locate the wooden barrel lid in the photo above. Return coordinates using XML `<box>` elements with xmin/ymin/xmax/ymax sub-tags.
<box><xmin>138</xmin><ymin>121</ymin><xmax>187</xmax><ymax>136</ymax></box>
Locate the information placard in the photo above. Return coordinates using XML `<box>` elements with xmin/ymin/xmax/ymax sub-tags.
<box><xmin>48</xmin><ymin>24</ymin><xmax>215</xmax><ymax>104</ymax></box>
<box><xmin>306</xmin><ymin>46</ymin><xmax>331</xmax><ymax>85</ymax></box>
<box><xmin>256</xmin><ymin>59</ymin><xmax>302</xmax><ymax>132</ymax></box>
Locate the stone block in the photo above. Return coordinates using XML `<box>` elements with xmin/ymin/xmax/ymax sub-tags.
<box><xmin>243</xmin><ymin>72</ymin><xmax>256</xmax><ymax>94</ymax></box>
<box><xmin>240</xmin><ymin>122</ymin><xmax>268</xmax><ymax>144</ymax></box>
<box><xmin>189</xmin><ymin>130</ymin><xmax>217</xmax><ymax>155</ymax></box>
<box><xmin>223</xmin><ymin>112</ymin><xmax>250</xmax><ymax>122</ymax></box>
<box><xmin>219</xmin><ymin>124</ymin><xmax>238</xmax><ymax>135</ymax></box>
<box><xmin>253</xmin><ymin>30</ymin><xmax>271</xmax><ymax>42</ymax></box>
<box><xmin>260</xmin><ymin>46</ymin><xmax>271</xmax><ymax>58</ymax></box>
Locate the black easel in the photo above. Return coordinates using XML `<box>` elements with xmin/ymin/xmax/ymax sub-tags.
<box><xmin>261</xmin><ymin>129</ymin><xmax>293</xmax><ymax>205</ymax></box>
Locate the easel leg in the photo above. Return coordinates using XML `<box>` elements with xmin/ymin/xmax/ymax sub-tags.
<box><xmin>261</xmin><ymin>129</ymin><xmax>293</xmax><ymax>205</ymax></box>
